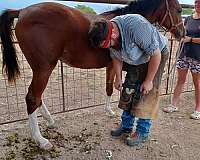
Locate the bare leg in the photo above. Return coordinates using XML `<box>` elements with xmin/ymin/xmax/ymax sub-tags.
<box><xmin>105</xmin><ymin>64</ymin><xmax>115</xmax><ymax>116</ymax></box>
<box><xmin>171</xmin><ymin>68</ymin><xmax>188</xmax><ymax>107</ymax></box>
<box><xmin>39</xmin><ymin>101</ymin><xmax>55</xmax><ymax>128</ymax></box>
<box><xmin>191</xmin><ymin>72</ymin><xmax>200</xmax><ymax>111</ymax></box>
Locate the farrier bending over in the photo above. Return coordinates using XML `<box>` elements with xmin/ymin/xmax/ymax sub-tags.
<box><xmin>88</xmin><ymin>14</ymin><xmax>168</xmax><ymax>146</ymax></box>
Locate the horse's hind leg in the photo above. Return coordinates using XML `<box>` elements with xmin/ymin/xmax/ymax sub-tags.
<box><xmin>27</xmin><ymin>69</ymin><xmax>55</xmax><ymax>150</ymax></box>
<box><xmin>39</xmin><ymin>101</ymin><xmax>55</xmax><ymax>128</ymax></box>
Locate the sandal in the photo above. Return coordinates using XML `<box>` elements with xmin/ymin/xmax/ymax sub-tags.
<box><xmin>190</xmin><ymin>111</ymin><xmax>200</xmax><ymax>120</ymax></box>
<box><xmin>162</xmin><ymin>105</ymin><xmax>178</xmax><ymax>113</ymax></box>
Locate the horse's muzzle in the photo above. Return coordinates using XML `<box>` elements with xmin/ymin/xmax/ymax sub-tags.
<box><xmin>175</xmin><ymin>29</ymin><xmax>185</xmax><ymax>41</ymax></box>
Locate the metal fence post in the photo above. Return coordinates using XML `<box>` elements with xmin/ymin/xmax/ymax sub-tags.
<box><xmin>60</xmin><ymin>61</ymin><xmax>66</xmax><ymax>111</ymax></box>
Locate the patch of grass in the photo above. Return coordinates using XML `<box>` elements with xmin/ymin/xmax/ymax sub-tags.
<box><xmin>5</xmin><ymin>133</ymin><xmax>20</xmax><ymax>146</ymax></box>
<box><xmin>3</xmin><ymin>129</ymin><xmax>64</xmax><ymax>160</ymax></box>
<box><xmin>5</xmin><ymin>150</ymin><xmax>16</xmax><ymax>160</ymax></box>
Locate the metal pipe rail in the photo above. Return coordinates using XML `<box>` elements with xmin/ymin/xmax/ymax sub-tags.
<box><xmin>58</xmin><ymin>0</ymin><xmax>194</xmax><ymax>8</ymax></box>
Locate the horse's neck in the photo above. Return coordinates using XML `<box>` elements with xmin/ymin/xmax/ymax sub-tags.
<box><xmin>99</xmin><ymin>0</ymin><xmax>162</xmax><ymax>23</ymax></box>
<box><xmin>100</xmin><ymin>11</ymin><xmax>156</xmax><ymax>24</ymax></box>
<box><xmin>83</xmin><ymin>13</ymin><xmax>102</xmax><ymax>21</ymax></box>
<box><xmin>100</xmin><ymin>12</ymin><xmax>116</xmax><ymax>20</ymax></box>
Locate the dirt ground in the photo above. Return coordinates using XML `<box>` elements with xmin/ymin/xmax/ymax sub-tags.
<box><xmin>0</xmin><ymin>92</ymin><xmax>200</xmax><ymax>160</ymax></box>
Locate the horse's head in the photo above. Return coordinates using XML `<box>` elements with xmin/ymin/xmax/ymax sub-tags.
<box><xmin>101</xmin><ymin>0</ymin><xmax>185</xmax><ymax>39</ymax></box>
<box><xmin>100</xmin><ymin>0</ymin><xmax>185</xmax><ymax>41</ymax></box>
<box><xmin>156</xmin><ymin>0</ymin><xmax>185</xmax><ymax>40</ymax></box>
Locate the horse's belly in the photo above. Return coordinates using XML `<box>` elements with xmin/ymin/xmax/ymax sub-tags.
<box><xmin>59</xmin><ymin>54</ymin><xmax>110</xmax><ymax>69</ymax></box>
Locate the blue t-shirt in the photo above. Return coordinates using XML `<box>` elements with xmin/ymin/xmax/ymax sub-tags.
<box><xmin>180</xmin><ymin>16</ymin><xmax>200</xmax><ymax>61</ymax></box>
<box><xmin>110</xmin><ymin>14</ymin><xmax>168</xmax><ymax>65</ymax></box>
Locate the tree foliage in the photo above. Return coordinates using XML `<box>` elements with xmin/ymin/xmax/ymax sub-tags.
<box><xmin>75</xmin><ymin>5</ymin><xmax>96</xmax><ymax>15</ymax></box>
<box><xmin>182</xmin><ymin>8</ymin><xmax>193</xmax><ymax>15</ymax></box>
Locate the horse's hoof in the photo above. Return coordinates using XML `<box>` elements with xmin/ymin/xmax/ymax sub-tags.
<box><xmin>40</xmin><ymin>140</ymin><xmax>53</xmax><ymax>150</ymax></box>
<box><xmin>108</xmin><ymin>111</ymin><xmax>115</xmax><ymax>117</ymax></box>
<box><xmin>105</xmin><ymin>108</ymin><xmax>115</xmax><ymax>117</ymax></box>
<box><xmin>47</xmin><ymin>122</ymin><xmax>57</xmax><ymax>129</ymax></box>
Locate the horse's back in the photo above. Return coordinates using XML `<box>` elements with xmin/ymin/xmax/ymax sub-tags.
<box><xmin>15</xmin><ymin>3</ymin><xmax>87</xmax><ymax>67</ymax></box>
<box><xmin>15</xmin><ymin>2</ymin><xmax>111</xmax><ymax>69</ymax></box>
<box><xmin>17</xmin><ymin>2</ymin><xmax>89</xmax><ymax>37</ymax></box>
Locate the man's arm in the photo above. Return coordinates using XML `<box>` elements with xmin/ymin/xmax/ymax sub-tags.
<box><xmin>184</xmin><ymin>36</ymin><xmax>200</xmax><ymax>44</ymax></box>
<box><xmin>112</xmin><ymin>58</ymin><xmax>123</xmax><ymax>91</ymax></box>
<box><xmin>140</xmin><ymin>48</ymin><xmax>161</xmax><ymax>94</ymax></box>
<box><xmin>190</xmin><ymin>37</ymin><xmax>200</xmax><ymax>44</ymax></box>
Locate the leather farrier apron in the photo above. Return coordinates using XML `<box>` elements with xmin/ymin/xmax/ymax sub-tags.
<box><xmin>119</xmin><ymin>51</ymin><xmax>168</xmax><ymax>119</ymax></box>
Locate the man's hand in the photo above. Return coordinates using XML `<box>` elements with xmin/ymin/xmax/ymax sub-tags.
<box><xmin>140</xmin><ymin>80</ymin><xmax>153</xmax><ymax>95</ymax></box>
<box><xmin>183</xmin><ymin>36</ymin><xmax>192</xmax><ymax>43</ymax></box>
<box><xmin>114</xmin><ymin>78</ymin><xmax>122</xmax><ymax>91</ymax></box>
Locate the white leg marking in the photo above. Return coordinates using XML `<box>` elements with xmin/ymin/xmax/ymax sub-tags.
<box><xmin>105</xmin><ymin>96</ymin><xmax>115</xmax><ymax>117</ymax></box>
<box><xmin>28</xmin><ymin>109</ymin><xmax>53</xmax><ymax>150</ymax></box>
<box><xmin>39</xmin><ymin>101</ymin><xmax>55</xmax><ymax>128</ymax></box>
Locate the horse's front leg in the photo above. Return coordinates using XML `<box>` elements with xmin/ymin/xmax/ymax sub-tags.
<box><xmin>105</xmin><ymin>63</ymin><xmax>115</xmax><ymax>117</ymax></box>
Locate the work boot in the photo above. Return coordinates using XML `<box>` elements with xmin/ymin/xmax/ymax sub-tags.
<box><xmin>126</xmin><ymin>132</ymin><xmax>149</xmax><ymax>146</ymax></box>
<box><xmin>111</xmin><ymin>125</ymin><xmax>132</xmax><ymax>138</ymax></box>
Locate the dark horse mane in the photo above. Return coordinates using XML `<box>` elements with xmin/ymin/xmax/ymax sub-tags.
<box><xmin>104</xmin><ymin>0</ymin><xmax>163</xmax><ymax>16</ymax></box>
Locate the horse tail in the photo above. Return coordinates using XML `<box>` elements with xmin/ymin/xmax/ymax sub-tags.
<box><xmin>0</xmin><ymin>9</ymin><xmax>20</xmax><ymax>83</ymax></box>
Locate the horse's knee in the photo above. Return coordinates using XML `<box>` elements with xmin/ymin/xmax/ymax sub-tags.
<box><xmin>26</xmin><ymin>92</ymin><xmax>41</xmax><ymax>114</ymax></box>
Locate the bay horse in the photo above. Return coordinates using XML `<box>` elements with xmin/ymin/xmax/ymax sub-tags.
<box><xmin>0</xmin><ymin>0</ymin><xmax>184</xmax><ymax>150</ymax></box>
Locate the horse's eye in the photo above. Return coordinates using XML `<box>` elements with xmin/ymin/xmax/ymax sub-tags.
<box><xmin>177</xmin><ymin>8</ymin><xmax>182</xmax><ymax>14</ymax></box>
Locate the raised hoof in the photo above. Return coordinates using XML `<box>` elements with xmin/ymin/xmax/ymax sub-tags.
<box><xmin>108</xmin><ymin>111</ymin><xmax>115</xmax><ymax>117</ymax></box>
<box><xmin>105</xmin><ymin>107</ymin><xmax>115</xmax><ymax>117</ymax></box>
<box><xmin>40</xmin><ymin>140</ymin><xmax>53</xmax><ymax>150</ymax></box>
